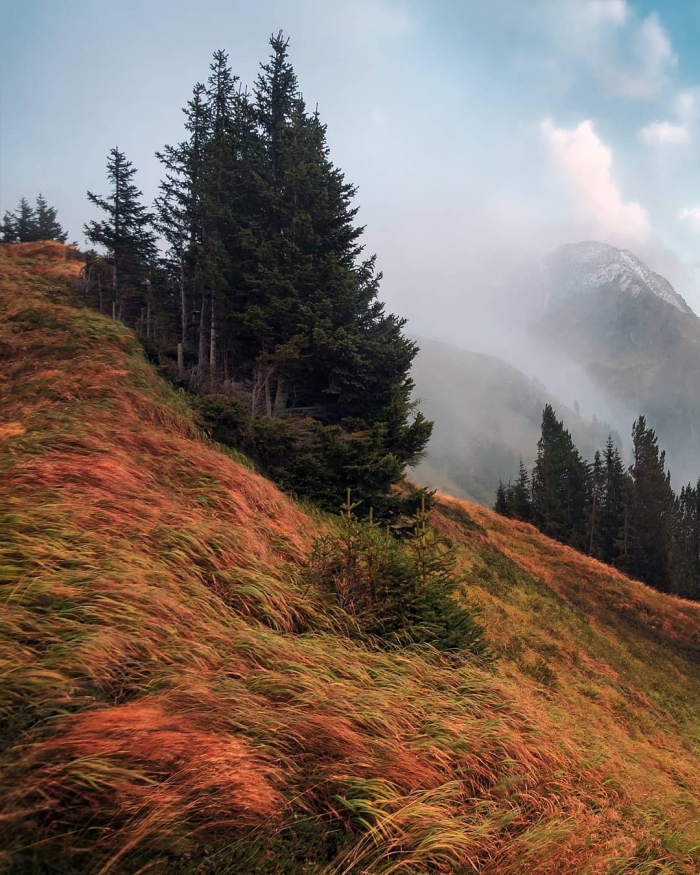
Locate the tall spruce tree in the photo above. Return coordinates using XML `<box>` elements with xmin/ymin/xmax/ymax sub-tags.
<box><xmin>85</xmin><ymin>148</ymin><xmax>157</xmax><ymax>322</ymax></box>
<box><xmin>531</xmin><ymin>404</ymin><xmax>589</xmax><ymax>548</ymax></box>
<box><xmin>156</xmin><ymin>82</ymin><xmax>212</xmax><ymax>367</ymax></box>
<box><xmin>587</xmin><ymin>450</ymin><xmax>606</xmax><ymax>558</ymax></box>
<box><xmin>512</xmin><ymin>458</ymin><xmax>532</xmax><ymax>522</ymax></box>
<box><xmin>623</xmin><ymin>416</ymin><xmax>674</xmax><ymax>590</ymax></box>
<box><xmin>670</xmin><ymin>481</ymin><xmax>700</xmax><ymax>599</ymax></box>
<box><xmin>600</xmin><ymin>435</ymin><xmax>628</xmax><ymax>566</ymax></box>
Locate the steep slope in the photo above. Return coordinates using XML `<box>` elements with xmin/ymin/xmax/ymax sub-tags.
<box><xmin>1</xmin><ymin>242</ymin><xmax>699</xmax><ymax>874</ymax></box>
<box><xmin>539</xmin><ymin>241</ymin><xmax>700</xmax><ymax>483</ymax></box>
<box><xmin>411</xmin><ymin>336</ymin><xmax>615</xmax><ymax>504</ymax></box>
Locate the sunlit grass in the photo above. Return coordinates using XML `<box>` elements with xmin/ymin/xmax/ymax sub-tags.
<box><xmin>0</xmin><ymin>242</ymin><xmax>698</xmax><ymax>873</ymax></box>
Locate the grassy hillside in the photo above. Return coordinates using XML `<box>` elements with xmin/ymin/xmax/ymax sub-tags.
<box><xmin>1</xmin><ymin>242</ymin><xmax>699</xmax><ymax>874</ymax></box>
<box><xmin>410</xmin><ymin>337</ymin><xmax>615</xmax><ymax>505</ymax></box>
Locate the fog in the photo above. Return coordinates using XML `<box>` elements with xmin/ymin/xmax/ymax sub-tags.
<box><xmin>4</xmin><ymin>0</ymin><xmax>700</xmax><ymax>499</ymax></box>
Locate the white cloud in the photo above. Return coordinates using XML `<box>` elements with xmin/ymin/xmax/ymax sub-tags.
<box><xmin>675</xmin><ymin>91</ymin><xmax>694</xmax><ymax>120</ymax></box>
<box><xmin>639</xmin><ymin>121</ymin><xmax>690</xmax><ymax>145</ymax></box>
<box><xmin>585</xmin><ymin>0</ymin><xmax>628</xmax><ymax>25</ymax></box>
<box><xmin>542</xmin><ymin>119</ymin><xmax>650</xmax><ymax>246</ymax></box>
<box><xmin>680</xmin><ymin>207</ymin><xmax>700</xmax><ymax>232</ymax></box>
<box><xmin>542</xmin><ymin>3</ymin><xmax>675</xmax><ymax>99</ymax></box>
<box><xmin>638</xmin><ymin>89</ymin><xmax>695</xmax><ymax>146</ymax></box>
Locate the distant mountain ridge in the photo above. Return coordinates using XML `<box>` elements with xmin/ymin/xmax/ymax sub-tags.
<box><xmin>545</xmin><ymin>241</ymin><xmax>692</xmax><ymax>315</ymax></box>
<box><xmin>538</xmin><ymin>241</ymin><xmax>700</xmax><ymax>485</ymax></box>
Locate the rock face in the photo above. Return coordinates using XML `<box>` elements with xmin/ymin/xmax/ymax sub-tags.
<box><xmin>545</xmin><ymin>241</ymin><xmax>691</xmax><ymax>315</ymax></box>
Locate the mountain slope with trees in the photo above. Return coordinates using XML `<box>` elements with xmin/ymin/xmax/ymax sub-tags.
<box><xmin>410</xmin><ymin>336</ymin><xmax>617</xmax><ymax>505</ymax></box>
<box><xmin>1</xmin><ymin>241</ymin><xmax>699</xmax><ymax>874</ymax></box>
<box><xmin>537</xmin><ymin>241</ymin><xmax>700</xmax><ymax>486</ymax></box>
<box><xmin>496</xmin><ymin>404</ymin><xmax>700</xmax><ymax>600</ymax></box>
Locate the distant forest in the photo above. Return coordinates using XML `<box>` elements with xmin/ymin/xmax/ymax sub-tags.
<box><xmin>496</xmin><ymin>404</ymin><xmax>700</xmax><ymax>601</ymax></box>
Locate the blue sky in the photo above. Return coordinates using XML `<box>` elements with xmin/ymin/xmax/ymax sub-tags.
<box><xmin>3</xmin><ymin>0</ymin><xmax>700</xmax><ymax>321</ymax></box>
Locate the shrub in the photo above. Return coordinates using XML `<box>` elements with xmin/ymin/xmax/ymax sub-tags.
<box><xmin>195</xmin><ymin>395</ymin><xmax>427</xmax><ymax>521</ymax></box>
<box><xmin>309</xmin><ymin>494</ymin><xmax>489</xmax><ymax>655</ymax></box>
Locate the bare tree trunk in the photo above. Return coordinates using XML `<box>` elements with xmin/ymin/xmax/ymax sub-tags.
<box><xmin>209</xmin><ymin>298</ymin><xmax>216</xmax><ymax>391</ymax></box>
<box><xmin>264</xmin><ymin>374</ymin><xmax>272</xmax><ymax>418</ymax></box>
<box><xmin>179</xmin><ymin>246</ymin><xmax>187</xmax><ymax>349</ymax></box>
<box><xmin>177</xmin><ymin>342</ymin><xmax>184</xmax><ymax>377</ymax></box>
<box><xmin>252</xmin><ymin>362</ymin><xmax>273</xmax><ymax>418</ymax></box>
<box><xmin>198</xmin><ymin>292</ymin><xmax>208</xmax><ymax>382</ymax></box>
<box><xmin>273</xmin><ymin>376</ymin><xmax>288</xmax><ymax>416</ymax></box>
<box><xmin>112</xmin><ymin>300</ymin><xmax>116</xmax><ymax>320</ymax></box>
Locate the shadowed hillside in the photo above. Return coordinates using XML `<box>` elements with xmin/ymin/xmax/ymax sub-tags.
<box><xmin>411</xmin><ymin>336</ymin><xmax>618</xmax><ymax>505</ymax></box>
<box><xmin>1</xmin><ymin>242</ymin><xmax>699</xmax><ymax>874</ymax></box>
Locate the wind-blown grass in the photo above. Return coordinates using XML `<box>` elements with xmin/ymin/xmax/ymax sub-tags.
<box><xmin>0</xmin><ymin>242</ymin><xmax>699</xmax><ymax>873</ymax></box>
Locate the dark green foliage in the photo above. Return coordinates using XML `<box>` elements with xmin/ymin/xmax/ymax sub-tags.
<box><xmin>531</xmin><ymin>404</ymin><xmax>589</xmax><ymax>550</ymax></box>
<box><xmin>494</xmin><ymin>480</ymin><xmax>510</xmax><ymax>517</ymax></box>
<box><xmin>309</xmin><ymin>495</ymin><xmax>488</xmax><ymax>654</ymax></box>
<box><xmin>0</xmin><ymin>195</ymin><xmax>68</xmax><ymax>243</ymax></box>
<box><xmin>586</xmin><ymin>450</ymin><xmax>606</xmax><ymax>559</ymax></box>
<box><xmin>34</xmin><ymin>194</ymin><xmax>68</xmax><ymax>243</ymax></box>
<box><xmin>499</xmin><ymin>405</ymin><xmax>700</xmax><ymax>599</ymax></box>
<box><xmin>511</xmin><ymin>458</ymin><xmax>532</xmax><ymax>522</ymax></box>
<box><xmin>600</xmin><ymin>435</ymin><xmax>629</xmax><ymax>566</ymax></box>
<box><xmin>670</xmin><ymin>481</ymin><xmax>700</xmax><ymax>600</ymax></box>
<box><xmin>141</xmin><ymin>36</ymin><xmax>432</xmax><ymax>515</ymax></box>
<box><xmin>196</xmin><ymin>394</ymin><xmax>430</xmax><ymax>520</ymax></box>
<box><xmin>622</xmin><ymin>416</ymin><xmax>674</xmax><ymax>591</ymax></box>
<box><xmin>85</xmin><ymin>148</ymin><xmax>157</xmax><ymax>323</ymax></box>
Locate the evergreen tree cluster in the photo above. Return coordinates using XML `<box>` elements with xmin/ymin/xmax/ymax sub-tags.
<box><xmin>1</xmin><ymin>195</ymin><xmax>68</xmax><ymax>243</ymax></box>
<box><xmin>495</xmin><ymin>404</ymin><xmax>700</xmax><ymax>600</ymax></box>
<box><xmin>79</xmin><ymin>34</ymin><xmax>432</xmax><ymax>517</ymax></box>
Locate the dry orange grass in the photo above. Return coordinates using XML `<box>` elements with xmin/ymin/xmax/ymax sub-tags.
<box><xmin>1</xmin><ymin>243</ymin><xmax>699</xmax><ymax>874</ymax></box>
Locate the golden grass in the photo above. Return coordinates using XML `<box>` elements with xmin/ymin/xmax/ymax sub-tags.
<box><xmin>0</xmin><ymin>242</ymin><xmax>699</xmax><ymax>873</ymax></box>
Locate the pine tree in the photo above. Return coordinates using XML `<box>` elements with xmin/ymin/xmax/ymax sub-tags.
<box><xmin>34</xmin><ymin>194</ymin><xmax>68</xmax><ymax>242</ymax></box>
<box><xmin>85</xmin><ymin>148</ymin><xmax>157</xmax><ymax>322</ymax></box>
<box><xmin>624</xmin><ymin>416</ymin><xmax>674</xmax><ymax>591</ymax></box>
<box><xmin>670</xmin><ymin>481</ymin><xmax>700</xmax><ymax>599</ymax></box>
<box><xmin>587</xmin><ymin>450</ymin><xmax>606</xmax><ymax>558</ymax></box>
<box><xmin>15</xmin><ymin>198</ymin><xmax>38</xmax><ymax>242</ymax></box>
<box><xmin>531</xmin><ymin>404</ymin><xmax>589</xmax><ymax>548</ymax></box>
<box><xmin>156</xmin><ymin>82</ymin><xmax>212</xmax><ymax>368</ymax></box>
<box><xmin>0</xmin><ymin>211</ymin><xmax>18</xmax><ymax>242</ymax></box>
<box><xmin>511</xmin><ymin>458</ymin><xmax>532</xmax><ymax>522</ymax></box>
<box><xmin>600</xmin><ymin>435</ymin><xmax>628</xmax><ymax>565</ymax></box>
<box><xmin>1</xmin><ymin>195</ymin><xmax>67</xmax><ymax>243</ymax></box>
<box><xmin>494</xmin><ymin>480</ymin><xmax>510</xmax><ymax>516</ymax></box>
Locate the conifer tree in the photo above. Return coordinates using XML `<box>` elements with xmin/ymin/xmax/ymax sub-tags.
<box><xmin>0</xmin><ymin>195</ymin><xmax>67</xmax><ymax>243</ymax></box>
<box><xmin>587</xmin><ymin>450</ymin><xmax>606</xmax><ymax>558</ymax></box>
<box><xmin>670</xmin><ymin>481</ymin><xmax>700</xmax><ymax>599</ymax></box>
<box><xmin>0</xmin><ymin>211</ymin><xmax>18</xmax><ymax>242</ymax></box>
<box><xmin>34</xmin><ymin>194</ymin><xmax>68</xmax><ymax>243</ymax></box>
<box><xmin>623</xmin><ymin>416</ymin><xmax>674</xmax><ymax>590</ymax></box>
<box><xmin>156</xmin><ymin>82</ymin><xmax>211</xmax><ymax>364</ymax></box>
<box><xmin>85</xmin><ymin>148</ymin><xmax>157</xmax><ymax>322</ymax></box>
<box><xmin>494</xmin><ymin>480</ymin><xmax>510</xmax><ymax>517</ymax></box>
<box><xmin>531</xmin><ymin>404</ymin><xmax>589</xmax><ymax>548</ymax></box>
<box><xmin>15</xmin><ymin>198</ymin><xmax>38</xmax><ymax>242</ymax></box>
<box><xmin>511</xmin><ymin>458</ymin><xmax>532</xmax><ymax>522</ymax></box>
<box><xmin>600</xmin><ymin>435</ymin><xmax>628</xmax><ymax>565</ymax></box>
